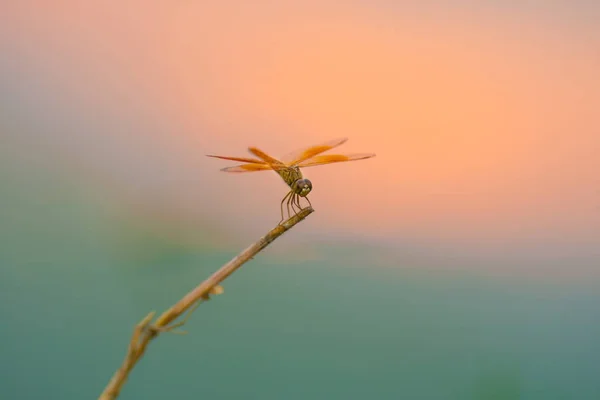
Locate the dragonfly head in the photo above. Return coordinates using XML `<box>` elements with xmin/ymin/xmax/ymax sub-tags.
<box><xmin>294</xmin><ymin>179</ymin><xmax>312</xmax><ymax>197</ymax></box>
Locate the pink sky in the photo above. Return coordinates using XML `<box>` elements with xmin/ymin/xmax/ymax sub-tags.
<box><xmin>2</xmin><ymin>1</ymin><xmax>599</xmax><ymax>275</ymax></box>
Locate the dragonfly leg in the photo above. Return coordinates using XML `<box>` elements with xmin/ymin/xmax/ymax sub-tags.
<box><xmin>287</xmin><ymin>192</ymin><xmax>297</xmax><ymax>217</ymax></box>
<box><xmin>294</xmin><ymin>193</ymin><xmax>303</xmax><ymax>215</ymax></box>
<box><xmin>304</xmin><ymin>196</ymin><xmax>312</xmax><ymax>210</ymax></box>
<box><xmin>293</xmin><ymin>193</ymin><xmax>302</xmax><ymax>210</ymax></box>
<box><xmin>279</xmin><ymin>191</ymin><xmax>292</xmax><ymax>224</ymax></box>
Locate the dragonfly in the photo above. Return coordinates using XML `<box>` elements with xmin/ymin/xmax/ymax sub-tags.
<box><xmin>207</xmin><ymin>137</ymin><xmax>376</xmax><ymax>223</ymax></box>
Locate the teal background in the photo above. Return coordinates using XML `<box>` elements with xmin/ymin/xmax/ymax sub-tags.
<box><xmin>1</xmin><ymin>155</ymin><xmax>599</xmax><ymax>399</ymax></box>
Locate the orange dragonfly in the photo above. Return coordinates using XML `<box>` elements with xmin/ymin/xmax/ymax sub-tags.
<box><xmin>207</xmin><ymin>137</ymin><xmax>375</xmax><ymax>223</ymax></box>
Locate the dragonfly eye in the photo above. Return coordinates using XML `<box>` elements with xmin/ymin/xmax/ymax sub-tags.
<box><xmin>295</xmin><ymin>179</ymin><xmax>312</xmax><ymax>196</ymax></box>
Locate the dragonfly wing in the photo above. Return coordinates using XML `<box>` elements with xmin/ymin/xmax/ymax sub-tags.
<box><xmin>206</xmin><ymin>154</ymin><xmax>268</xmax><ymax>164</ymax></box>
<box><xmin>296</xmin><ymin>153</ymin><xmax>376</xmax><ymax>168</ymax></box>
<box><xmin>281</xmin><ymin>137</ymin><xmax>349</xmax><ymax>166</ymax></box>
<box><xmin>248</xmin><ymin>147</ymin><xmax>287</xmax><ymax>170</ymax></box>
<box><xmin>220</xmin><ymin>163</ymin><xmax>274</xmax><ymax>173</ymax></box>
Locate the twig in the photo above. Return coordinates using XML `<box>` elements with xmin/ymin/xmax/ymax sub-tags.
<box><xmin>98</xmin><ymin>207</ymin><xmax>314</xmax><ymax>400</ymax></box>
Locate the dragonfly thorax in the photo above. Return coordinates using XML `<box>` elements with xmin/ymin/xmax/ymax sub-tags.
<box><xmin>292</xmin><ymin>178</ymin><xmax>312</xmax><ymax>197</ymax></box>
<box><xmin>278</xmin><ymin>167</ymin><xmax>312</xmax><ymax>197</ymax></box>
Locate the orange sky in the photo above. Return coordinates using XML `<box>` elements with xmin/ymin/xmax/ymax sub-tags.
<box><xmin>2</xmin><ymin>1</ymin><xmax>599</xmax><ymax>257</ymax></box>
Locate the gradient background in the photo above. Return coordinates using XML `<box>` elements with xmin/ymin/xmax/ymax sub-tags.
<box><xmin>1</xmin><ymin>1</ymin><xmax>599</xmax><ymax>399</ymax></box>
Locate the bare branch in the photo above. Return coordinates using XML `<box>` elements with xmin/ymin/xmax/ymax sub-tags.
<box><xmin>98</xmin><ymin>207</ymin><xmax>314</xmax><ymax>400</ymax></box>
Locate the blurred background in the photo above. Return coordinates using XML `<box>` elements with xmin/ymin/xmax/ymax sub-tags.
<box><xmin>1</xmin><ymin>1</ymin><xmax>599</xmax><ymax>399</ymax></box>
